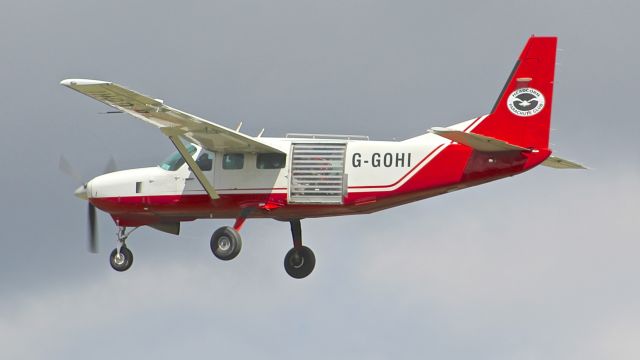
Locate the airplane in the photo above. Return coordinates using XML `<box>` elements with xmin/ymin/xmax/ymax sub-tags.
<box><xmin>60</xmin><ymin>36</ymin><xmax>584</xmax><ymax>279</ymax></box>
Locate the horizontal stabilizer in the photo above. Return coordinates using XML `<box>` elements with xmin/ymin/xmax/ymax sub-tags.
<box><xmin>430</xmin><ymin>127</ymin><xmax>529</xmax><ymax>152</ymax></box>
<box><xmin>541</xmin><ymin>156</ymin><xmax>587</xmax><ymax>169</ymax></box>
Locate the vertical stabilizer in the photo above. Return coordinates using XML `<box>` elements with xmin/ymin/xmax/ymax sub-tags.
<box><xmin>472</xmin><ymin>36</ymin><xmax>557</xmax><ymax>149</ymax></box>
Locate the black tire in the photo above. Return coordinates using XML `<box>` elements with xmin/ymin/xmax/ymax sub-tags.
<box><xmin>210</xmin><ymin>226</ymin><xmax>242</xmax><ymax>261</ymax></box>
<box><xmin>284</xmin><ymin>246</ymin><xmax>315</xmax><ymax>279</ymax></box>
<box><xmin>109</xmin><ymin>246</ymin><xmax>133</xmax><ymax>272</ymax></box>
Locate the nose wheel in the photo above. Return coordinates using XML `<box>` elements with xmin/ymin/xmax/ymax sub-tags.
<box><xmin>109</xmin><ymin>226</ymin><xmax>136</xmax><ymax>272</ymax></box>
<box><xmin>110</xmin><ymin>246</ymin><xmax>133</xmax><ymax>272</ymax></box>
<box><xmin>284</xmin><ymin>220</ymin><xmax>315</xmax><ymax>279</ymax></box>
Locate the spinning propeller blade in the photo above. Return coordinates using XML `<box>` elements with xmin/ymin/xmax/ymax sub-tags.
<box><xmin>59</xmin><ymin>156</ymin><xmax>84</xmax><ymax>184</ymax></box>
<box><xmin>60</xmin><ymin>156</ymin><xmax>117</xmax><ymax>254</ymax></box>
<box><xmin>88</xmin><ymin>203</ymin><xmax>98</xmax><ymax>253</ymax></box>
<box><xmin>104</xmin><ymin>156</ymin><xmax>117</xmax><ymax>174</ymax></box>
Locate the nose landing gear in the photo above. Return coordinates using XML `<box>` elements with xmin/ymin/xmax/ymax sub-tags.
<box><xmin>110</xmin><ymin>246</ymin><xmax>133</xmax><ymax>272</ymax></box>
<box><xmin>109</xmin><ymin>227</ymin><xmax>137</xmax><ymax>272</ymax></box>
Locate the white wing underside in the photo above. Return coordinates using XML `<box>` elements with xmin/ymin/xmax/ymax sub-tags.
<box><xmin>60</xmin><ymin>79</ymin><xmax>283</xmax><ymax>154</ymax></box>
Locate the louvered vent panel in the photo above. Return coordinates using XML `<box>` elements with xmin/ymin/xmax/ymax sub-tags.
<box><xmin>289</xmin><ymin>143</ymin><xmax>346</xmax><ymax>204</ymax></box>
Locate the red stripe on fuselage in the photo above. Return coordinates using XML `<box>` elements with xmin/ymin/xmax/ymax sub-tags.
<box><xmin>463</xmin><ymin>116</ymin><xmax>482</xmax><ymax>132</ymax></box>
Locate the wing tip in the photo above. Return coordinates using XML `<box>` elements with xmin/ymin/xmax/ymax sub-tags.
<box><xmin>60</xmin><ymin>79</ymin><xmax>111</xmax><ymax>87</ymax></box>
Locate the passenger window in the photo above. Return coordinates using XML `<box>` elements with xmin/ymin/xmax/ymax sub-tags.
<box><xmin>257</xmin><ymin>153</ymin><xmax>286</xmax><ymax>169</ymax></box>
<box><xmin>196</xmin><ymin>152</ymin><xmax>213</xmax><ymax>171</ymax></box>
<box><xmin>223</xmin><ymin>153</ymin><xmax>244</xmax><ymax>170</ymax></box>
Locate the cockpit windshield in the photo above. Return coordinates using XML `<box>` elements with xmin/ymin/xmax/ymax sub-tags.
<box><xmin>159</xmin><ymin>145</ymin><xmax>197</xmax><ymax>171</ymax></box>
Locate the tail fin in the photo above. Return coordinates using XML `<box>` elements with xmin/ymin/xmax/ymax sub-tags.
<box><xmin>472</xmin><ymin>36</ymin><xmax>557</xmax><ymax>149</ymax></box>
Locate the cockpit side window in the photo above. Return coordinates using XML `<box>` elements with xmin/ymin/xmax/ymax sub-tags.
<box><xmin>159</xmin><ymin>145</ymin><xmax>197</xmax><ymax>171</ymax></box>
<box><xmin>196</xmin><ymin>152</ymin><xmax>213</xmax><ymax>171</ymax></box>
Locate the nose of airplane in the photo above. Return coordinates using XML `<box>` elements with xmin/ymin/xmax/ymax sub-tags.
<box><xmin>74</xmin><ymin>184</ymin><xmax>88</xmax><ymax>200</ymax></box>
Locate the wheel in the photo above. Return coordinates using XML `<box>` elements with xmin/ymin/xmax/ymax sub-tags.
<box><xmin>210</xmin><ymin>226</ymin><xmax>242</xmax><ymax>261</ymax></box>
<box><xmin>284</xmin><ymin>246</ymin><xmax>315</xmax><ymax>279</ymax></box>
<box><xmin>109</xmin><ymin>246</ymin><xmax>133</xmax><ymax>272</ymax></box>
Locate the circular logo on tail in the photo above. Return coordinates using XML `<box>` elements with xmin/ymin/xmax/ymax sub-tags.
<box><xmin>506</xmin><ymin>88</ymin><xmax>545</xmax><ymax>117</ymax></box>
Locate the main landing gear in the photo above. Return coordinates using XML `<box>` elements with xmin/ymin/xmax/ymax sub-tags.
<box><xmin>210</xmin><ymin>218</ymin><xmax>244</xmax><ymax>261</ymax></box>
<box><xmin>283</xmin><ymin>220</ymin><xmax>315</xmax><ymax>279</ymax></box>
<box><xmin>210</xmin><ymin>218</ymin><xmax>316</xmax><ymax>279</ymax></box>
<box><xmin>109</xmin><ymin>227</ymin><xmax>137</xmax><ymax>272</ymax></box>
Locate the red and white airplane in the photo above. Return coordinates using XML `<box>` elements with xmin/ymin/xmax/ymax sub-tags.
<box><xmin>61</xmin><ymin>36</ymin><xmax>583</xmax><ymax>278</ymax></box>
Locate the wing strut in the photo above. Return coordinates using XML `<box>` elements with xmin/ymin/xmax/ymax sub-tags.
<box><xmin>161</xmin><ymin>127</ymin><xmax>220</xmax><ymax>200</ymax></box>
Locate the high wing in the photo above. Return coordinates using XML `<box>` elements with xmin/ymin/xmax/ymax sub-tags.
<box><xmin>60</xmin><ymin>79</ymin><xmax>283</xmax><ymax>154</ymax></box>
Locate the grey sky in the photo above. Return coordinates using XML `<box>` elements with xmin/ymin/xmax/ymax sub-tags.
<box><xmin>1</xmin><ymin>0</ymin><xmax>639</xmax><ymax>359</ymax></box>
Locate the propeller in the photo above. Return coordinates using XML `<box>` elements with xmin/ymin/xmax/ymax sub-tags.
<box><xmin>59</xmin><ymin>156</ymin><xmax>84</xmax><ymax>184</ymax></box>
<box><xmin>104</xmin><ymin>156</ymin><xmax>117</xmax><ymax>174</ymax></box>
<box><xmin>88</xmin><ymin>202</ymin><xmax>98</xmax><ymax>253</ymax></box>
<box><xmin>59</xmin><ymin>155</ymin><xmax>118</xmax><ymax>253</ymax></box>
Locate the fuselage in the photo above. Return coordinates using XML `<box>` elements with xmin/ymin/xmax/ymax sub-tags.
<box><xmin>86</xmin><ymin>116</ymin><xmax>550</xmax><ymax>227</ymax></box>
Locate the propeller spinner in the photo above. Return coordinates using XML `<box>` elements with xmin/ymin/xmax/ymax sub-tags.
<box><xmin>59</xmin><ymin>156</ymin><xmax>117</xmax><ymax>253</ymax></box>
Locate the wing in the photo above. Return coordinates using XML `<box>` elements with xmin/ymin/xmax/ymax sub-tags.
<box><xmin>60</xmin><ymin>79</ymin><xmax>283</xmax><ymax>154</ymax></box>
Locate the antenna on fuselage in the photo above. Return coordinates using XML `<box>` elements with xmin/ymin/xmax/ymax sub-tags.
<box><xmin>235</xmin><ymin>121</ymin><xmax>243</xmax><ymax>132</ymax></box>
<box><xmin>257</xmin><ymin>128</ymin><xmax>265</xmax><ymax>137</ymax></box>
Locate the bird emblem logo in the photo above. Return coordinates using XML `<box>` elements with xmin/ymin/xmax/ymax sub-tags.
<box><xmin>506</xmin><ymin>87</ymin><xmax>545</xmax><ymax>117</ymax></box>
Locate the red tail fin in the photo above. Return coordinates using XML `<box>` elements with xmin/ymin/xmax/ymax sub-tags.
<box><xmin>472</xmin><ymin>36</ymin><xmax>557</xmax><ymax>149</ymax></box>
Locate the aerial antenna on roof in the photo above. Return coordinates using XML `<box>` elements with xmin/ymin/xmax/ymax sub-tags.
<box><xmin>257</xmin><ymin>128</ymin><xmax>265</xmax><ymax>137</ymax></box>
<box><xmin>235</xmin><ymin>121</ymin><xmax>243</xmax><ymax>132</ymax></box>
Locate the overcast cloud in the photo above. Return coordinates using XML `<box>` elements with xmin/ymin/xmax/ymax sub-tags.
<box><xmin>1</xmin><ymin>0</ymin><xmax>639</xmax><ymax>359</ymax></box>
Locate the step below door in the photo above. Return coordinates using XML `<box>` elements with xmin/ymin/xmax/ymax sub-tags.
<box><xmin>289</xmin><ymin>143</ymin><xmax>347</xmax><ymax>204</ymax></box>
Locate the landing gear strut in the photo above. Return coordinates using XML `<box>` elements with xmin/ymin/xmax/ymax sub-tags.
<box><xmin>284</xmin><ymin>220</ymin><xmax>315</xmax><ymax>279</ymax></box>
<box><xmin>109</xmin><ymin>227</ymin><xmax>136</xmax><ymax>272</ymax></box>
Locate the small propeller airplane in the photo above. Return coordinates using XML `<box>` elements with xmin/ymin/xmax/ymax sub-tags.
<box><xmin>61</xmin><ymin>36</ymin><xmax>583</xmax><ymax>279</ymax></box>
